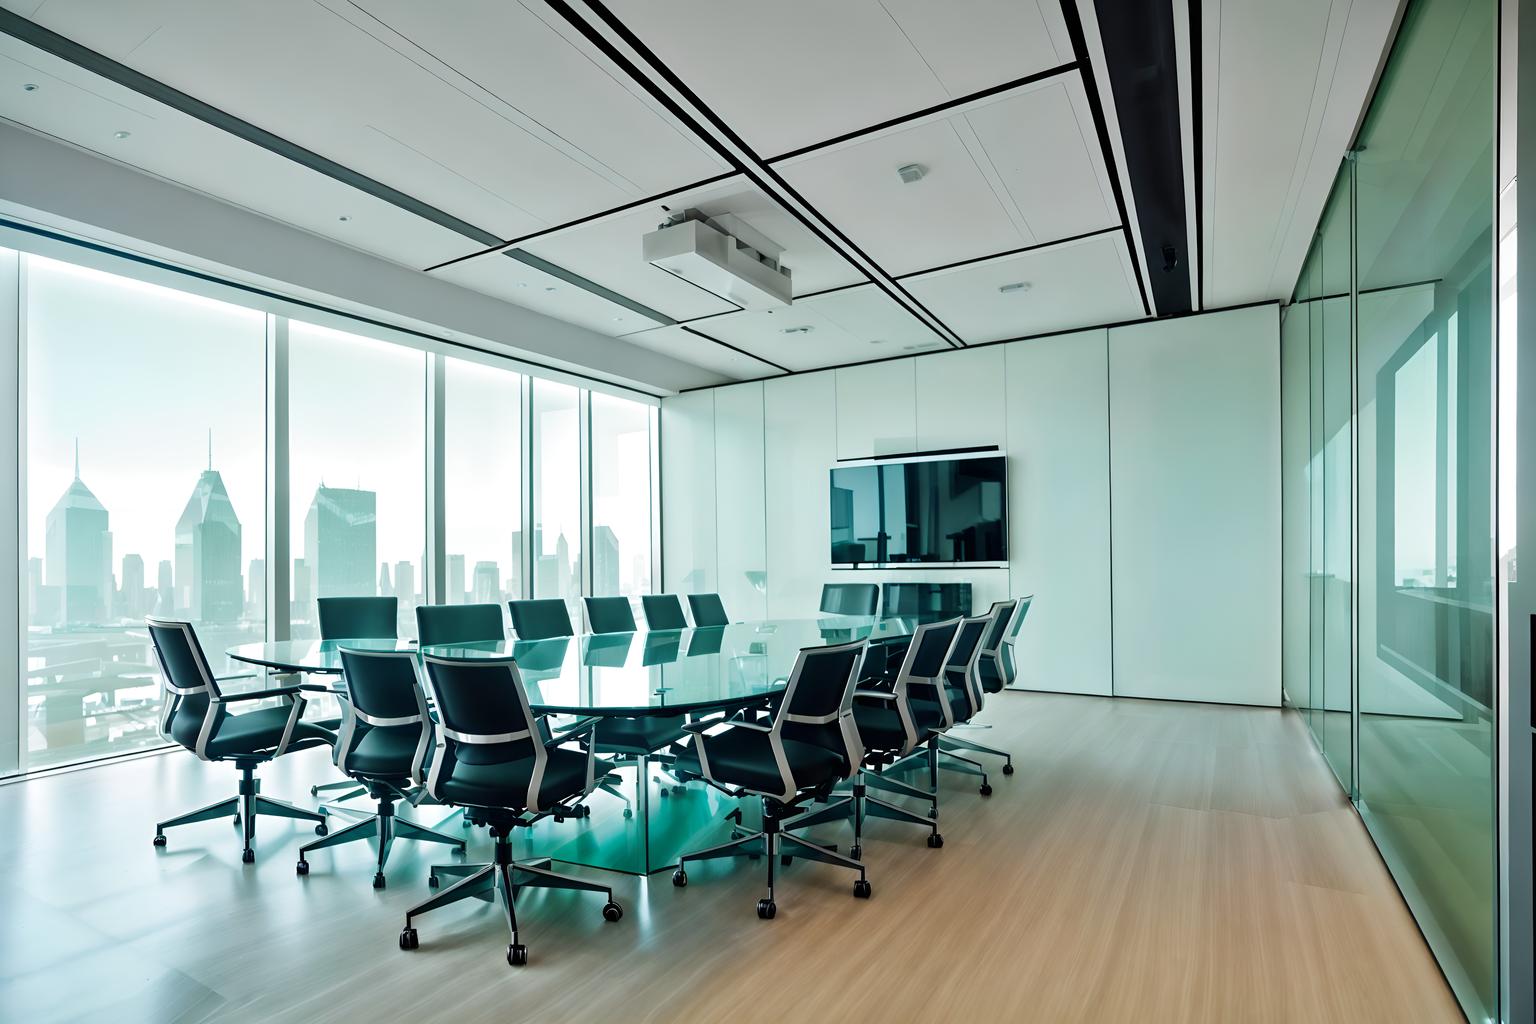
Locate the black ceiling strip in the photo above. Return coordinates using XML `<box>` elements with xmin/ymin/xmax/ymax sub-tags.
<box><xmin>767</xmin><ymin>61</ymin><xmax>1080</xmax><ymax>164</ymax></box>
<box><xmin>679</xmin><ymin>325</ymin><xmax>792</xmax><ymax>374</ymax></box>
<box><xmin>553</xmin><ymin>0</ymin><xmax>966</xmax><ymax>349</ymax></box>
<box><xmin>675</xmin><ymin>296</ymin><xmax>1281</xmax><ymax>393</ymax></box>
<box><xmin>0</xmin><ymin>216</ymin><xmax>669</xmax><ymax>398</ymax></box>
<box><xmin>1057</xmin><ymin>0</ymin><xmax>1153</xmax><ymax>318</ymax></box>
<box><xmin>0</xmin><ymin>10</ymin><xmax>506</xmax><ymax>250</ymax></box>
<box><xmin>1189</xmin><ymin>0</ymin><xmax>1204</xmax><ymax>310</ymax></box>
<box><xmin>895</xmin><ymin>226</ymin><xmax>1122</xmax><ymax>280</ymax></box>
<box><xmin>503</xmin><ymin>249</ymin><xmax>676</xmax><ymax>325</ymax></box>
<box><xmin>1091</xmin><ymin>0</ymin><xmax>1191</xmax><ymax>316</ymax></box>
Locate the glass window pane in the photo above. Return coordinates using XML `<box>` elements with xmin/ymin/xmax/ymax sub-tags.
<box><xmin>288</xmin><ymin>321</ymin><xmax>425</xmax><ymax>639</ymax></box>
<box><xmin>23</xmin><ymin>256</ymin><xmax>265</xmax><ymax>770</ymax></box>
<box><xmin>590</xmin><ymin>393</ymin><xmax>653</xmax><ymax>601</ymax></box>
<box><xmin>444</xmin><ymin>358</ymin><xmax>522</xmax><ymax>605</ymax></box>
<box><xmin>531</xmin><ymin>380</ymin><xmax>581</xmax><ymax>620</ymax></box>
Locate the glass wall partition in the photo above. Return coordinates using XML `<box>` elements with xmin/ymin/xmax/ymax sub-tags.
<box><xmin>1283</xmin><ymin>0</ymin><xmax>1498</xmax><ymax>1017</ymax></box>
<box><xmin>531</xmin><ymin>380</ymin><xmax>583</xmax><ymax>623</ymax></box>
<box><xmin>590</xmin><ymin>392</ymin><xmax>654</xmax><ymax>602</ymax></box>
<box><xmin>443</xmin><ymin>357</ymin><xmax>523</xmax><ymax>605</ymax></box>
<box><xmin>22</xmin><ymin>256</ymin><xmax>266</xmax><ymax>770</ymax></box>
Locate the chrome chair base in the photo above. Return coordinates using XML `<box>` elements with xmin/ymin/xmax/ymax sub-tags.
<box><xmin>785</xmin><ymin>775</ymin><xmax>942</xmax><ymax>860</ymax></box>
<box><xmin>939</xmin><ymin>733</ymin><xmax>1014</xmax><ymax>773</ymax></box>
<box><xmin>297</xmin><ymin>795</ymin><xmax>467</xmax><ymax>888</ymax></box>
<box><xmin>153</xmin><ymin>763</ymin><xmax>326</xmax><ymax>863</ymax></box>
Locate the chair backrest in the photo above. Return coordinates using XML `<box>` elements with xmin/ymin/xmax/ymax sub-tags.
<box><xmin>317</xmin><ymin>596</ymin><xmax>398</xmax><ymax>640</ymax></box>
<box><xmin>419</xmin><ymin>654</ymin><xmax>557</xmax><ymax>812</ymax></box>
<box><xmin>583</xmin><ymin>595</ymin><xmax>637</xmax><ymax>634</ymax></box>
<box><xmin>980</xmin><ymin>600</ymin><xmax>1018</xmax><ymax>657</ymax></box>
<box><xmin>686</xmin><ymin>593</ymin><xmax>729</xmax><ymax>627</ymax></box>
<box><xmin>944</xmin><ymin>615</ymin><xmax>991</xmax><ymax>719</ymax></box>
<box><xmin>819</xmin><ymin>583</ymin><xmax>879</xmax><ymax>616</ymax></box>
<box><xmin>147</xmin><ymin>617</ymin><xmax>224</xmax><ymax>756</ymax></box>
<box><xmin>508</xmin><ymin>598</ymin><xmax>574</xmax><ymax>641</ymax></box>
<box><xmin>336</xmin><ymin>647</ymin><xmax>430</xmax><ymax>779</ymax></box>
<box><xmin>893</xmin><ymin>617</ymin><xmax>962</xmax><ymax>694</ymax></box>
<box><xmin>641</xmin><ymin>594</ymin><xmax>689</xmax><ymax>630</ymax></box>
<box><xmin>415</xmin><ymin>603</ymin><xmax>505</xmax><ymax>646</ymax></box>
<box><xmin>1007</xmin><ymin>595</ymin><xmax>1033</xmax><ymax>642</ymax></box>
<box><xmin>774</xmin><ymin>640</ymin><xmax>865</xmax><ymax>777</ymax></box>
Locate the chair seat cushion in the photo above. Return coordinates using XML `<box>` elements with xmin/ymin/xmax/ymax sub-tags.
<box><xmin>346</xmin><ymin>725</ymin><xmax>421</xmax><ymax>778</ymax></box>
<box><xmin>438</xmin><ymin>747</ymin><xmax>613</xmax><ymax>810</ymax></box>
<box><xmin>593</xmin><ymin>714</ymin><xmax>687</xmax><ymax>755</ymax></box>
<box><xmin>205</xmin><ymin>707</ymin><xmax>334</xmax><ymax>759</ymax></box>
<box><xmin>674</xmin><ymin>728</ymin><xmax>845</xmax><ymax>796</ymax></box>
<box><xmin>911</xmin><ymin>685</ymin><xmax>969</xmax><ymax>728</ymax></box>
<box><xmin>853</xmin><ymin>702</ymin><xmax>938</xmax><ymax>750</ymax></box>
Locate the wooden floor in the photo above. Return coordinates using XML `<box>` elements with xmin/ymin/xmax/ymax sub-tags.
<box><xmin>0</xmin><ymin>692</ymin><xmax>1464</xmax><ymax>1023</ymax></box>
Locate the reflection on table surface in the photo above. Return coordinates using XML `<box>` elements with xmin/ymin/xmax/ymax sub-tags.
<box><xmin>227</xmin><ymin>616</ymin><xmax>930</xmax><ymax>716</ymax></box>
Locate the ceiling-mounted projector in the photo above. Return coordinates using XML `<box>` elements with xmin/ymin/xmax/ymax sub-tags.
<box><xmin>643</xmin><ymin>210</ymin><xmax>792</xmax><ymax>310</ymax></box>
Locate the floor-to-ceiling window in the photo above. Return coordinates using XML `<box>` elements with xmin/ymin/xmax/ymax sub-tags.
<box><xmin>443</xmin><ymin>357</ymin><xmax>523</xmax><ymax>606</ymax></box>
<box><xmin>3</xmin><ymin>239</ymin><xmax>659</xmax><ymax>779</ymax></box>
<box><xmin>21</xmin><ymin>255</ymin><xmax>266</xmax><ymax>770</ymax></box>
<box><xmin>1282</xmin><ymin>0</ymin><xmax>1498</xmax><ymax>1016</ymax></box>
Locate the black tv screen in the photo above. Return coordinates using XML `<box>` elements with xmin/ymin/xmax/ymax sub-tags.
<box><xmin>829</xmin><ymin>454</ymin><xmax>1007</xmax><ymax>566</ymax></box>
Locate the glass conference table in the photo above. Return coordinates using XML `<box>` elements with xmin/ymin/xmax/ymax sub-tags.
<box><xmin>228</xmin><ymin>616</ymin><xmax>925</xmax><ymax>874</ymax></box>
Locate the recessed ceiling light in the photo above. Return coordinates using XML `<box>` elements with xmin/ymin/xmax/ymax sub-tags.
<box><xmin>612</xmin><ymin>316</ymin><xmax>624</xmax><ymax>322</ymax></box>
<box><xmin>897</xmin><ymin>163</ymin><xmax>927</xmax><ymax>184</ymax></box>
<box><xmin>22</xmin><ymin>83</ymin><xmax>38</xmax><ymax>92</ymax></box>
<box><xmin>544</xmin><ymin>286</ymin><xmax>557</xmax><ymax>293</ymax></box>
<box><xmin>998</xmin><ymin>281</ymin><xmax>1031</xmax><ymax>295</ymax></box>
<box><xmin>113</xmin><ymin>130</ymin><xmax>131</xmax><ymax>140</ymax></box>
<box><xmin>780</xmin><ymin>325</ymin><xmax>814</xmax><ymax>335</ymax></box>
<box><xmin>902</xmin><ymin>344</ymin><xmax>926</xmax><ymax>351</ymax></box>
<box><xmin>337</xmin><ymin>215</ymin><xmax>351</xmax><ymax>223</ymax></box>
<box><xmin>870</xmin><ymin>338</ymin><xmax>888</xmax><ymax>345</ymax></box>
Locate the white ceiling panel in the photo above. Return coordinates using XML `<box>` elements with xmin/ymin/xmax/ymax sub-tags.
<box><xmin>605</xmin><ymin>0</ymin><xmax>1074</xmax><ymax>155</ymax></box>
<box><xmin>12</xmin><ymin>0</ymin><xmax>723</xmax><ymax>242</ymax></box>
<box><xmin>621</xmin><ymin>324</ymin><xmax>784</xmax><ymax>382</ymax></box>
<box><xmin>0</xmin><ymin>40</ymin><xmax>477</xmax><ymax>268</ymax></box>
<box><xmin>688</xmin><ymin>285</ymin><xmax>948</xmax><ymax>372</ymax></box>
<box><xmin>776</xmin><ymin>77</ymin><xmax>1117</xmax><ymax>277</ymax></box>
<box><xmin>430</xmin><ymin>250</ymin><xmax>668</xmax><ymax>338</ymax></box>
<box><xmin>521</xmin><ymin>177</ymin><xmax>865</xmax><ymax>321</ymax></box>
<box><xmin>903</xmin><ymin>231</ymin><xmax>1145</xmax><ymax>343</ymax></box>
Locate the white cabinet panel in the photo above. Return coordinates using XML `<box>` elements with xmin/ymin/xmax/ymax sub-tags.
<box><xmin>1108</xmin><ymin>304</ymin><xmax>1281</xmax><ymax>706</ymax></box>
<box><xmin>835</xmin><ymin>359</ymin><xmax>916</xmax><ymax>459</ymax></box>
<box><xmin>660</xmin><ymin>390</ymin><xmax>717</xmax><ymax>594</ymax></box>
<box><xmin>713</xmin><ymin>382</ymin><xmax>768</xmax><ymax>621</ymax></box>
<box><xmin>1004</xmin><ymin>330</ymin><xmax>1113</xmax><ymax>696</ymax></box>
<box><xmin>765</xmin><ymin>372</ymin><xmax>838</xmax><ymax>617</ymax></box>
<box><xmin>915</xmin><ymin>345</ymin><xmax>1006</xmax><ymax>453</ymax></box>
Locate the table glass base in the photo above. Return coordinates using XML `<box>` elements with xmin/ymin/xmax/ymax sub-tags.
<box><xmin>511</xmin><ymin>760</ymin><xmax>761</xmax><ymax>875</ymax></box>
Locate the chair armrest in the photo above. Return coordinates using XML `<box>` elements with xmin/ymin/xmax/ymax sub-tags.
<box><xmin>214</xmin><ymin>672</ymin><xmax>260</xmax><ymax>683</ymax></box>
<box><xmin>547</xmin><ymin>716</ymin><xmax>600</xmax><ymax>743</ymax></box>
<box><xmin>684</xmin><ymin>718</ymin><xmax>772</xmax><ymax>735</ymax></box>
<box><xmin>854</xmin><ymin>689</ymin><xmax>897</xmax><ymax>702</ymax></box>
<box><xmin>215</xmin><ymin>685</ymin><xmax>305</xmax><ymax>704</ymax></box>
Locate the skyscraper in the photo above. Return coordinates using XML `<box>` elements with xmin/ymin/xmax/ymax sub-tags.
<box><xmin>592</xmin><ymin>525</ymin><xmax>620</xmax><ymax>596</ymax></box>
<box><xmin>378</xmin><ymin>562</ymin><xmax>393</xmax><ymax>598</ymax></box>
<box><xmin>45</xmin><ymin>448</ymin><xmax>112</xmax><ymax>625</ymax></box>
<box><xmin>472</xmin><ymin>561</ymin><xmax>500</xmax><ymax>603</ymax></box>
<box><xmin>117</xmin><ymin>553</ymin><xmax>146</xmax><ymax>620</ymax></box>
<box><xmin>508</xmin><ymin>529</ymin><xmax>524</xmax><ymax>600</ymax></box>
<box><xmin>447</xmin><ymin>554</ymin><xmax>466</xmax><ymax>605</ymax></box>
<box><xmin>174</xmin><ymin>466</ymin><xmax>243</xmax><ymax>623</ymax></box>
<box><xmin>291</xmin><ymin>557</ymin><xmax>311</xmax><ymax>619</ymax></box>
<box><xmin>394</xmin><ymin>560</ymin><xmax>415</xmax><ymax>606</ymax></box>
<box><xmin>156</xmin><ymin>560</ymin><xmax>174</xmax><ymax>616</ymax></box>
<box><xmin>246</xmin><ymin>558</ymin><xmax>266</xmax><ymax>620</ymax></box>
<box><xmin>303</xmin><ymin>485</ymin><xmax>376</xmax><ymax>600</ymax></box>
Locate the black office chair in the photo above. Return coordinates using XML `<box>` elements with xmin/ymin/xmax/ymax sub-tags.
<box><xmin>147</xmin><ymin>617</ymin><xmax>332</xmax><ymax>863</ymax></box>
<box><xmin>671</xmin><ymin>640</ymin><xmax>870</xmax><ymax>918</ymax></box>
<box><xmin>397</xmin><ymin>654</ymin><xmax>622</xmax><ymax>966</ymax></box>
<box><xmin>997</xmin><ymin>595</ymin><xmax>1033</xmax><ymax>686</ymax></box>
<box><xmin>312</xmin><ymin>595</ymin><xmax>400</xmax><ymax>801</ymax></box>
<box><xmin>416</xmin><ymin>602</ymin><xmax>505</xmax><ymax>646</ymax></box>
<box><xmin>296</xmin><ymin>648</ymin><xmax>467</xmax><ymax>888</ymax></box>
<box><xmin>317</xmin><ymin>596</ymin><xmax>398</xmax><ymax>640</ymax></box>
<box><xmin>820</xmin><ymin>583</ymin><xmax>879</xmax><ymax>616</ymax></box>
<box><xmin>640</xmin><ymin>594</ymin><xmax>689</xmax><ymax>630</ymax></box>
<box><xmin>940</xmin><ymin>600</ymin><xmax>1019</xmax><ymax>775</ymax></box>
<box><xmin>584</xmin><ymin>595</ymin><xmax>637</xmax><ymax>634</ymax></box>
<box><xmin>508</xmin><ymin>598</ymin><xmax>575</xmax><ymax>641</ymax></box>
<box><xmin>687</xmin><ymin>593</ymin><xmax>729</xmax><ymax>627</ymax></box>
<box><xmin>786</xmin><ymin>620</ymin><xmax>960</xmax><ymax>857</ymax></box>
<box><xmin>911</xmin><ymin>613</ymin><xmax>995</xmax><ymax>794</ymax></box>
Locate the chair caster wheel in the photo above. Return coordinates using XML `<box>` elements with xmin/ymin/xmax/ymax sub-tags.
<box><xmin>780</xmin><ymin>854</ymin><xmax>793</xmax><ymax>867</ymax></box>
<box><xmin>398</xmin><ymin>927</ymin><xmax>418</xmax><ymax>951</ymax></box>
<box><xmin>853</xmin><ymin>879</ymin><xmax>872</xmax><ymax>899</ymax></box>
<box><xmin>659</xmin><ymin>787</ymin><xmax>670</xmax><ymax>798</ymax></box>
<box><xmin>1002</xmin><ymin>763</ymin><xmax>1015</xmax><ymax>776</ymax></box>
<box><xmin>927</xmin><ymin>807</ymin><xmax>937</xmax><ymax>819</ymax></box>
<box><xmin>310</xmin><ymin>786</ymin><xmax>320</xmax><ymax>797</ymax></box>
<box><xmin>849</xmin><ymin>845</ymin><xmax>862</xmax><ymax>860</ymax></box>
<box><xmin>296</xmin><ymin>859</ymin><xmax>309</xmax><ymax>875</ymax></box>
<box><xmin>373</xmin><ymin>873</ymin><xmax>386</xmax><ymax>890</ymax></box>
<box><xmin>756</xmin><ymin>898</ymin><xmax>776</xmax><ymax>920</ymax></box>
<box><xmin>507</xmin><ymin>943</ymin><xmax>528</xmax><ymax>966</ymax></box>
<box><xmin>241</xmin><ymin>849</ymin><xmax>255</xmax><ymax>864</ymax></box>
<box><xmin>153</xmin><ymin>834</ymin><xmax>167</xmax><ymax>847</ymax></box>
<box><xmin>553</xmin><ymin>814</ymin><xmax>565</xmax><ymax>823</ymax></box>
<box><xmin>979</xmin><ymin>783</ymin><xmax>993</xmax><ymax>797</ymax></box>
<box><xmin>672</xmin><ymin>784</ymin><xmax>687</xmax><ymax>794</ymax></box>
<box><xmin>927</xmin><ymin>833</ymin><xmax>944</xmax><ymax>849</ymax></box>
<box><xmin>579</xmin><ymin>804</ymin><xmax>592</xmax><ymax>818</ymax></box>
<box><xmin>427</xmin><ymin>873</ymin><xmax>439</xmax><ymax>889</ymax></box>
<box><xmin>315</xmin><ymin>823</ymin><xmax>329</xmax><ymax>836</ymax></box>
<box><xmin>602</xmin><ymin>901</ymin><xmax>623</xmax><ymax>922</ymax></box>
<box><xmin>232</xmin><ymin>815</ymin><xmax>241</xmax><ymax>827</ymax></box>
<box><xmin>622</xmin><ymin>808</ymin><xmax>633</xmax><ymax>819</ymax></box>
<box><xmin>460</xmin><ymin>817</ymin><xmax>472</xmax><ymax>829</ymax></box>
<box><xmin>672</xmin><ymin>868</ymin><xmax>688</xmax><ymax>887</ymax></box>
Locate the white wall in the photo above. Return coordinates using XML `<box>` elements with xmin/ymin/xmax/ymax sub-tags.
<box><xmin>661</xmin><ymin>304</ymin><xmax>1283</xmax><ymax>707</ymax></box>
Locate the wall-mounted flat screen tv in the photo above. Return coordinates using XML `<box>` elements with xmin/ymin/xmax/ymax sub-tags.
<box><xmin>829</xmin><ymin>453</ymin><xmax>1007</xmax><ymax>567</ymax></box>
